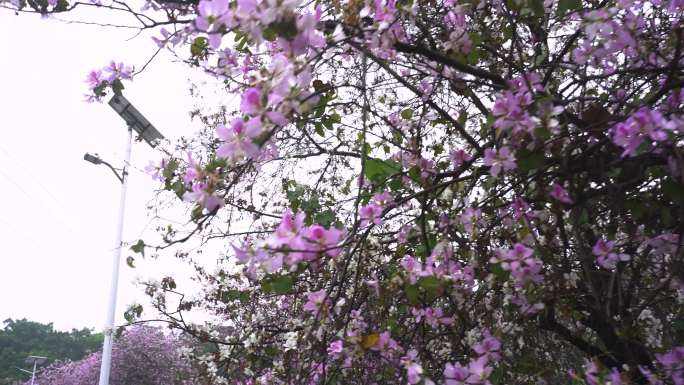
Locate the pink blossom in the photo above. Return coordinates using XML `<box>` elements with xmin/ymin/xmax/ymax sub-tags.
<box><xmin>182</xmin><ymin>182</ymin><xmax>223</xmax><ymax>212</ymax></box>
<box><xmin>657</xmin><ymin>346</ymin><xmax>684</xmax><ymax>385</ymax></box>
<box><xmin>183</xmin><ymin>152</ymin><xmax>199</xmax><ymax>185</ymax></box>
<box><xmin>398</xmin><ymin>224</ymin><xmax>411</xmax><ymax>244</ymax></box>
<box><xmin>444</xmin><ymin>362</ymin><xmax>469</xmax><ymax>385</ymax></box>
<box><xmin>327</xmin><ymin>340</ymin><xmax>343</xmax><ymax>356</ymax></box>
<box><xmin>270</xmin><ymin>209</ymin><xmax>307</xmax><ymax>250</ymax></box>
<box><xmin>510</xmin><ymin>294</ymin><xmax>545</xmax><ymax>316</ymax></box>
<box><xmin>144</xmin><ymin>158</ymin><xmax>167</xmax><ymax>182</ymax></box>
<box><xmin>216</xmin><ymin>118</ymin><xmax>263</xmax><ymax>161</ymax></box>
<box><xmin>612</xmin><ymin>107</ymin><xmax>673</xmax><ymax>157</ymax></box>
<box><xmin>360</xmin><ymin>202</ymin><xmax>383</xmax><ymax>226</ymax></box>
<box><xmin>104</xmin><ymin>61</ymin><xmax>133</xmax><ymax>82</ymax></box>
<box><xmin>303</xmin><ymin>289</ymin><xmax>328</xmax><ymax>315</ymax></box>
<box><xmin>240</xmin><ymin>87</ymin><xmax>263</xmax><ymax>114</ymax></box>
<box><xmin>372</xmin><ymin>191</ymin><xmax>394</xmax><ymax>207</ymax></box>
<box><xmin>483</xmin><ymin>147</ymin><xmax>516</xmax><ymax>177</ymax></box>
<box><xmin>289</xmin><ymin>12</ymin><xmax>326</xmax><ymax>55</ymax></box>
<box><xmin>472</xmin><ymin>331</ymin><xmax>501</xmax><ymax>360</ymax></box>
<box><xmin>266</xmin><ymin>110</ymin><xmax>289</xmax><ymax>126</ymax></box>
<box><xmin>413</xmin><ymin>307</ymin><xmax>454</xmax><ymax>328</ymax></box>
<box><xmin>402</xmin><ymin>350</ymin><xmax>423</xmax><ymax>384</ymax></box>
<box><xmin>370</xmin><ymin>331</ymin><xmax>401</xmax><ymax>357</ymax></box>
<box><xmin>449</xmin><ymin>148</ymin><xmax>473</xmax><ymax>168</ymax></box>
<box><xmin>466</xmin><ymin>356</ymin><xmax>493</xmax><ymax>384</ymax></box>
<box><xmin>491</xmin><ymin>244</ymin><xmax>543</xmax><ymax>288</ymax></box>
<box><xmin>492</xmin><ymin>91</ymin><xmax>537</xmax><ymax>136</ymax></box>
<box><xmin>85</xmin><ymin>70</ymin><xmax>104</xmax><ymax>89</ymax></box>
<box><xmin>459</xmin><ymin>207</ymin><xmax>482</xmax><ymax>234</ymax></box>
<box><xmin>610</xmin><ymin>368</ymin><xmax>623</xmax><ymax>385</ymax></box>
<box><xmin>550</xmin><ymin>182</ymin><xmax>573</xmax><ymax>204</ymax></box>
<box><xmin>196</xmin><ymin>0</ymin><xmax>229</xmax><ymax>32</ymax></box>
<box><xmin>592</xmin><ymin>239</ymin><xmax>630</xmax><ymax>270</ymax></box>
<box><xmin>303</xmin><ymin>224</ymin><xmax>345</xmax><ymax>258</ymax></box>
<box><xmin>405</xmin><ymin>361</ymin><xmax>423</xmax><ymax>384</ymax></box>
<box><xmin>509</xmin><ymin>198</ymin><xmax>531</xmax><ymax>220</ymax></box>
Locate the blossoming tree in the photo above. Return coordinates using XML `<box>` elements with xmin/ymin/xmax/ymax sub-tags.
<box><xmin>24</xmin><ymin>326</ymin><xmax>206</xmax><ymax>385</ymax></box>
<box><xmin>5</xmin><ymin>0</ymin><xmax>684</xmax><ymax>383</ymax></box>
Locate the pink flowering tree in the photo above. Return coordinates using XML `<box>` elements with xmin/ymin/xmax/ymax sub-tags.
<box><xmin>6</xmin><ymin>0</ymin><xmax>684</xmax><ymax>383</ymax></box>
<box><xmin>25</xmin><ymin>326</ymin><xmax>207</xmax><ymax>385</ymax></box>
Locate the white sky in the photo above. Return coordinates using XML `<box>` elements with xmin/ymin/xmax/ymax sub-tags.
<box><xmin>0</xmin><ymin>10</ymin><xmax>215</xmax><ymax>331</ymax></box>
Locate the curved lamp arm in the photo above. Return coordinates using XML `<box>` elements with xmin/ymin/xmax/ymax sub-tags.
<box><xmin>83</xmin><ymin>153</ymin><xmax>124</xmax><ymax>183</ymax></box>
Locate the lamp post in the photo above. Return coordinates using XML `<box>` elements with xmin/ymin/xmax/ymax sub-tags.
<box><xmin>22</xmin><ymin>356</ymin><xmax>47</xmax><ymax>385</ymax></box>
<box><xmin>84</xmin><ymin>94</ymin><xmax>164</xmax><ymax>385</ymax></box>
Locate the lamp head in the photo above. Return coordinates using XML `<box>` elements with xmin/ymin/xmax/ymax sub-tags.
<box><xmin>83</xmin><ymin>153</ymin><xmax>102</xmax><ymax>165</ymax></box>
<box><xmin>108</xmin><ymin>95</ymin><xmax>164</xmax><ymax>148</ymax></box>
<box><xmin>25</xmin><ymin>356</ymin><xmax>48</xmax><ymax>365</ymax></box>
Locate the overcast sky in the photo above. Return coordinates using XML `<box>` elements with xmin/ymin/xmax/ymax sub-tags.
<box><xmin>0</xmin><ymin>10</ymin><xmax>212</xmax><ymax>331</ymax></box>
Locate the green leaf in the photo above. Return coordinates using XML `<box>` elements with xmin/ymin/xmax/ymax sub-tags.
<box><xmin>466</xmin><ymin>48</ymin><xmax>480</xmax><ymax>65</ymax></box>
<box><xmin>126</xmin><ymin>256</ymin><xmax>135</xmax><ymax>268</ymax></box>
<box><xmin>405</xmin><ymin>284</ymin><xmax>420</xmax><ymax>305</ymax></box>
<box><xmin>364</xmin><ymin>158</ymin><xmax>402</xmax><ymax>182</ymax></box>
<box><xmin>625</xmin><ymin>199</ymin><xmax>645</xmax><ymax>220</ymax></box>
<box><xmin>54</xmin><ymin>0</ymin><xmax>68</xmax><ymax>11</ymax></box>
<box><xmin>528</xmin><ymin>0</ymin><xmax>545</xmax><ymax>17</ymax></box>
<box><xmin>111</xmin><ymin>79</ymin><xmax>125</xmax><ymax>96</ymax></box>
<box><xmin>556</xmin><ymin>0</ymin><xmax>581</xmax><ymax>18</ymax></box>
<box><xmin>171</xmin><ymin>180</ymin><xmax>186</xmax><ymax>199</ymax></box>
<box><xmin>191</xmin><ymin>36</ymin><xmax>208</xmax><ymax>57</ymax></box>
<box><xmin>130</xmin><ymin>240</ymin><xmax>145</xmax><ymax>257</ymax></box>
<box><xmin>123</xmin><ymin>304</ymin><xmax>143</xmax><ymax>323</ymax></box>
<box><xmin>534</xmin><ymin>125</ymin><xmax>551</xmax><ymax>141</ymax></box>
<box><xmin>468</xmin><ymin>32</ymin><xmax>482</xmax><ymax>46</ymax></box>
<box><xmin>222</xmin><ymin>289</ymin><xmax>250</xmax><ymax>304</ymax></box>
<box><xmin>262</xmin><ymin>275</ymin><xmax>294</xmax><ymax>295</ymax></box>
<box><xmin>263</xmin><ymin>27</ymin><xmax>277</xmax><ymax>41</ymax></box>
<box><xmin>673</xmin><ymin>319</ymin><xmax>684</xmax><ymax>345</ymax></box>
<box><xmin>401</xmin><ymin>108</ymin><xmax>414</xmax><ymax>120</ymax></box>
<box><xmin>503</xmin><ymin>25</ymin><xmax>514</xmax><ymax>41</ymax></box>
<box><xmin>663</xmin><ymin>178</ymin><xmax>684</xmax><ymax>203</ymax></box>
<box><xmin>516</xmin><ymin>148</ymin><xmax>546</xmax><ymax>172</ymax></box>
<box><xmin>417</xmin><ymin>276</ymin><xmax>441</xmax><ymax>294</ymax></box>
<box><xmin>314</xmin><ymin>210</ymin><xmax>336</xmax><ymax>228</ymax></box>
<box><xmin>577</xmin><ymin>208</ymin><xmax>589</xmax><ymax>225</ymax></box>
<box><xmin>270</xmin><ymin>19</ymin><xmax>298</xmax><ymax>40</ymax></box>
<box><xmin>162</xmin><ymin>159</ymin><xmax>178</xmax><ymax>180</ymax></box>
<box><xmin>490</xmin><ymin>263</ymin><xmax>510</xmax><ymax>281</ymax></box>
<box><xmin>457</xmin><ymin>110</ymin><xmax>467</xmax><ymax>128</ymax></box>
<box><xmin>660</xmin><ymin>206</ymin><xmax>673</xmax><ymax>227</ymax></box>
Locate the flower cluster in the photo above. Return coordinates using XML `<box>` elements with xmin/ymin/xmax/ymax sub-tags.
<box><xmin>84</xmin><ymin>61</ymin><xmax>133</xmax><ymax>102</ymax></box>
<box><xmin>360</xmin><ymin>191</ymin><xmax>394</xmax><ymax>226</ymax></box>
<box><xmin>592</xmin><ymin>239</ymin><xmax>630</xmax><ymax>270</ymax></box>
<box><xmin>612</xmin><ymin>107</ymin><xmax>675</xmax><ymax>157</ymax></box>
<box><xmin>233</xmin><ymin>209</ymin><xmax>345</xmax><ymax>278</ymax></box>
<box><xmin>444</xmin><ymin>332</ymin><xmax>501</xmax><ymax>385</ymax></box>
<box><xmin>491</xmin><ymin>243</ymin><xmax>544</xmax><ymax>288</ymax></box>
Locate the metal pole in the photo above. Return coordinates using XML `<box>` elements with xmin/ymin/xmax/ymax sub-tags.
<box><xmin>97</xmin><ymin>126</ymin><xmax>132</xmax><ymax>385</ymax></box>
<box><xmin>30</xmin><ymin>361</ymin><xmax>36</xmax><ymax>385</ymax></box>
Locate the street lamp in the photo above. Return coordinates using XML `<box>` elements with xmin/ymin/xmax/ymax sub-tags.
<box><xmin>84</xmin><ymin>94</ymin><xmax>164</xmax><ymax>385</ymax></box>
<box><xmin>83</xmin><ymin>153</ymin><xmax>123</xmax><ymax>183</ymax></box>
<box><xmin>18</xmin><ymin>356</ymin><xmax>47</xmax><ymax>385</ymax></box>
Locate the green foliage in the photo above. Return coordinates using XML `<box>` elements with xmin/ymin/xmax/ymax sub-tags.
<box><xmin>364</xmin><ymin>158</ymin><xmax>402</xmax><ymax>183</ymax></box>
<box><xmin>261</xmin><ymin>274</ymin><xmax>295</xmax><ymax>295</ymax></box>
<box><xmin>0</xmin><ymin>319</ymin><xmax>103</xmax><ymax>385</ymax></box>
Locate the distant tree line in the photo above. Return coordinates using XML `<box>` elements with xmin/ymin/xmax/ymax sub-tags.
<box><xmin>0</xmin><ymin>318</ymin><xmax>102</xmax><ymax>385</ymax></box>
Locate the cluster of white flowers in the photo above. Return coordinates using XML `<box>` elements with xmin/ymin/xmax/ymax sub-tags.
<box><xmin>283</xmin><ymin>331</ymin><xmax>298</xmax><ymax>351</ymax></box>
<box><xmin>637</xmin><ymin>309</ymin><xmax>663</xmax><ymax>348</ymax></box>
